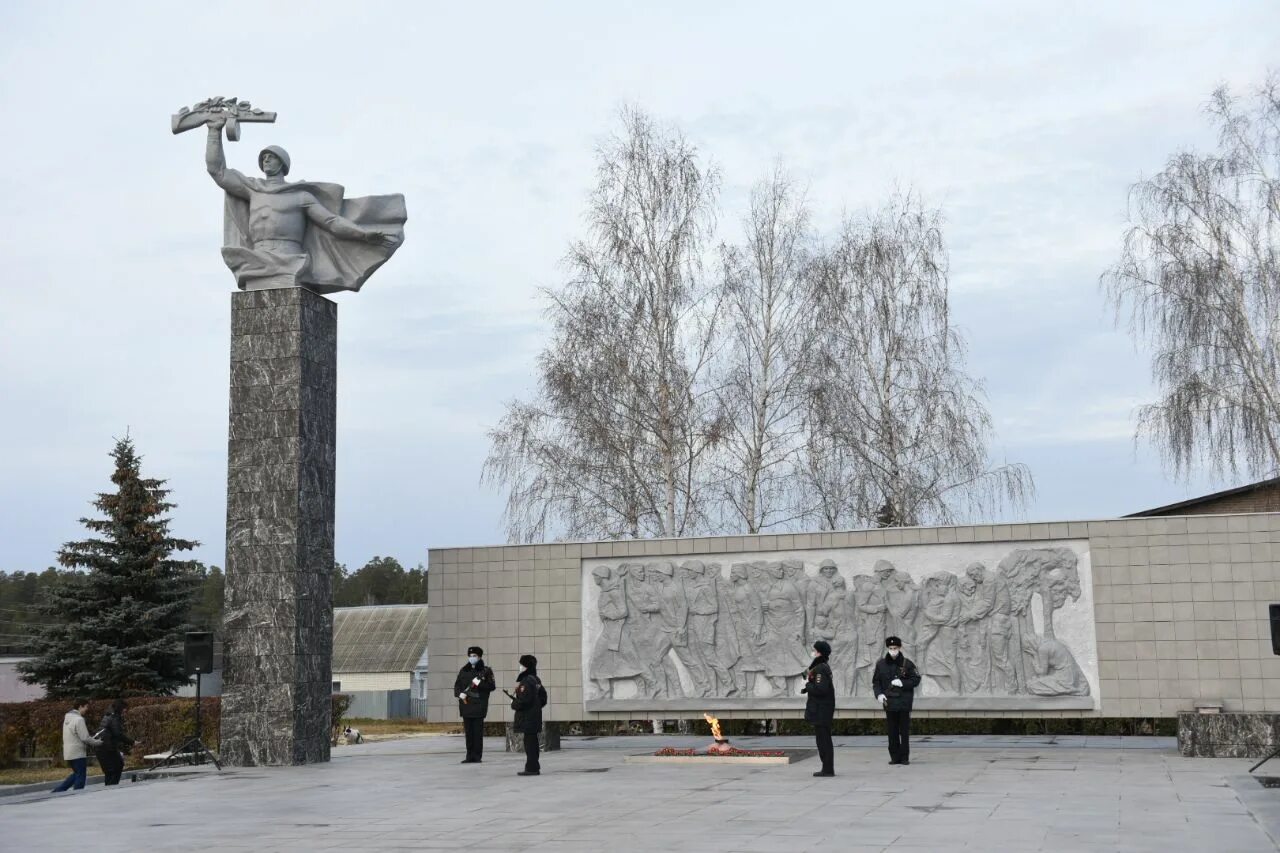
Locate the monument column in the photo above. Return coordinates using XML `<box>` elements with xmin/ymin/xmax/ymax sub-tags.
<box><xmin>172</xmin><ymin>96</ymin><xmax>405</xmax><ymax>764</ymax></box>
<box><xmin>220</xmin><ymin>287</ymin><xmax>336</xmax><ymax>766</ymax></box>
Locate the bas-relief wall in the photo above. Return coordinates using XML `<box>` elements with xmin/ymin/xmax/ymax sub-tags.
<box><xmin>425</xmin><ymin>514</ymin><xmax>1280</xmax><ymax>722</ymax></box>
<box><xmin>580</xmin><ymin>542</ymin><xmax>1099</xmax><ymax>712</ymax></box>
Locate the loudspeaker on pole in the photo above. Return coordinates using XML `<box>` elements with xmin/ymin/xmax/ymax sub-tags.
<box><xmin>184</xmin><ymin>631</ymin><xmax>215</xmax><ymax>674</ymax></box>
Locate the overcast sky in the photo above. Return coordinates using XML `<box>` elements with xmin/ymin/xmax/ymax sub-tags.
<box><xmin>1</xmin><ymin>2</ymin><xmax>1278</xmax><ymax>573</ymax></box>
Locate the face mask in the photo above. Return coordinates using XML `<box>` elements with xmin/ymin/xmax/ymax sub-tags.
<box><xmin>888</xmin><ymin>649</ymin><xmax>900</xmax><ymax>658</ymax></box>
<box><xmin>468</xmin><ymin>656</ymin><xmax>479</xmax><ymax>666</ymax></box>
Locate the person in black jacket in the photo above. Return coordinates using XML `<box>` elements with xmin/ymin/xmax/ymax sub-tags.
<box><xmin>801</xmin><ymin>640</ymin><xmax>836</xmax><ymax>776</ymax></box>
<box><xmin>872</xmin><ymin>636</ymin><xmax>922</xmax><ymax>765</ymax></box>
<box><xmin>510</xmin><ymin>653</ymin><xmax>547</xmax><ymax>777</ymax></box>
<box><xmin>95</xmin><ymin>699</ymin><xmax>135</xmax><ymax>785</ymax></box>
<box><xmin>454</xmin><ymin>645</ymin><xmax>496</xmax><ymax>764</ymax></box>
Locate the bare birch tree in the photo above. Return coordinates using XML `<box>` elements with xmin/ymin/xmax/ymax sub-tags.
<box><xmin>1103</xmin><ymin>74</ymin><xmax>1280</xmax><ymax>480</ymax></box>
<box><xmin>799</xmin><ymin>415</ymin><xmax>865</xmax><ymax>531</ymax></box>
<box><xmin>713</xmin><ymin>167</ymin><xmax>813</xmax><ymax>533</ymax></box>
<box><xmin>484</xmin><ymin>107</ymin><xmax>724</xmax><ymax>542</ymax></box>
<box><xmin>802</xmin><ymin>192</ymin><xmax>1034</xmax><ymax>527</ymax></box>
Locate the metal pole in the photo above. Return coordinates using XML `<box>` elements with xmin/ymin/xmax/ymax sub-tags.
<box><xmin>194</xmin><ymin>671</ymin><xmax>203</xmax><ymax>764</ymax></box>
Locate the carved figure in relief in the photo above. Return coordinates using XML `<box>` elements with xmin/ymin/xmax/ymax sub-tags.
<box><xmin>871</xmin><ymin>560</ymin><xmax>901</xmax><ymax>655</ymax></box>
<box><xmin>727</xmin><ymin>564</ymin><xmax>766</xmax><ymax>696</ymax></box>
<box><xmin>816</xmin><ymin>573</ymin><xmax>858</xmax><ymax>696</ymax></box>
<box><xmin>681</xmin><ymin>560</ymin><xmax>736</xmax><ymax>697</ymax></box>
<box><xmin>1025</xmin><ymin>636</ymin><xmax>1091</xmax><ymax>696</ymax></box>
<box><xmin>886</xmin><ymin>567</ymin><xmax>921</xmax><ymax>659</ymax></box>
<box><xmin>620</xmin><ymin>563</ymin><xmax>660</xmax><ymax>697</ymax></box>
<box><xmin>918</xmin><ymin>572</ymin><xmax>961</xmax><ymax>694</ymax></box>
<box><xmin>956</xmin><ymin>576</ymin><xmax>991</xmax><ymax>693</ymax></box>
<box><xmin>783</xmin><ymin>560</ymin><xmax>816</xmax><ymax>642</ymax></box>
<box><xmin>854</xmin><ymin>573</ymin><xmax>888</xmax><ymax>696</ymax></box>
<box><xmin>759</xmin><ymin>562</ymin><xmax>811</xmax><ymax>695</ymax></box>
<box><xmin>587</xmin><ymin>567</ymin><xmax>643</xmax><ymax>697</ymax></box>
<box><xmin>647</xmin><ymin>562</ymin><xmax>687</xmax><ymax>698</ymax></box>
<box><xmin>967</xmin><ymin>562</ymin><xmax>1021</xmax><ymax>693</ymax></box>
<box><xmin>672</xmin><ymin>561</ymin><xmax>712</xmax><ymax>696</ymax></box>
<box><xmin>705</xmin><ymin>562</ymin><xmax>742</xmax><ymax>694</ymax></box>
<box><xmin>806</xmin><ymin>559</ymin><xmax>839</xmax><ymax>642</ymax></box>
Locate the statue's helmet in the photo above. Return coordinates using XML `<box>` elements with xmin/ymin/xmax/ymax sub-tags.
<box><xmin>258</xmin><ymin>145</ymin><xmax>291</xmax><ymax>176</ymax></box>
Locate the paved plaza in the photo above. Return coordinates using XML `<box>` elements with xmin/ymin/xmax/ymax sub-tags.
<box><xmin>3</xmin><ymin>735</ymin><xmax>1278</xmax><ymax>852</ymax></box>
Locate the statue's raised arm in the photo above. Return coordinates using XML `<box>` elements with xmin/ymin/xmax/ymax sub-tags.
<box><xmin>204</xmin><ymin>117</ymin><xmax>249</xmax><ymax>199</ymax></box>
<box><xmin>172</xmin><ymin>96</ymin><xmax>407</xmax><ymax>294</ymax></box>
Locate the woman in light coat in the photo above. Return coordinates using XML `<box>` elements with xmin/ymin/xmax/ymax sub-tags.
<box><xmin>52</xmin><ymin>699</ymin><xmax>101</xmax><ymax>792</ymax></box>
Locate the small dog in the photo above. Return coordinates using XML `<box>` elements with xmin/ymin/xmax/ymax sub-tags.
<box><xmin>339</xmin><ymin>726</ymin><xmax>364</xmax><ymax>745</ymax></box>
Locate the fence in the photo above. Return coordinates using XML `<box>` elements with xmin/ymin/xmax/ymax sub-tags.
<box><xmin>345</xmin><ymin>689</ymin><xmax>417</xmax><ymax>720</ymax></box>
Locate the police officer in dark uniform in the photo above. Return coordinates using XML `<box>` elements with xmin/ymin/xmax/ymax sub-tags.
<box><xmin>872</xmin><ymin>635</ymin><xmax>921</xmax><ymax>765</ymax></box>
<box><xmin>802</xmin><ymin>639</ymin><xmax>836</xmax><ymax>776</ymax></box>
<box><xmin>511</xmin><ymin>653</ymin><xmax>547</xmax><ymax>776</ymax></box>
<box><xmin>454</xmin><ymin>645</ymin><xmax>496</xmax><ymax>763</ymax></box>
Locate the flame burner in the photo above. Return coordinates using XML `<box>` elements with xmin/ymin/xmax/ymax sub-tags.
<box><xmin>704</xmin><ymin>713</ymin><xmax>731</xmax><ymax>754</ymax></box>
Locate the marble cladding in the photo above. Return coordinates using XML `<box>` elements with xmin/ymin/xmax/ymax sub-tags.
<box><xmin>220</xmin><ymin>288</ymin><xmax>335</xmax><ymax>766</ymax></box>
<box><xmin>1178</xmin><ymin>712</ymin><xmax>1280</xmax><ymax>758</ymax></box>
<box><xmin>505</xmin><ymin>721</ymin><xmax>561</xmax><ymax>753</ymax></box>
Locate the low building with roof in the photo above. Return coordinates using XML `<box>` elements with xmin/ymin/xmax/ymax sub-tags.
<box><xmin>1127</xmin><ymin>476</ymin><xmax>1280</xmax><ymax>517</ymax></box>
<box><xmin>332</xmin><ymin>604</ymin><xmax>429</xmax><ymax>719</ymax></box>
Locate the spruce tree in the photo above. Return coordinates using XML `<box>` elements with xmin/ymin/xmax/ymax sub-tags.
<box><xmin>18</xmin><ymin>437</ymin><xmax>201</xmax><ymax>698</ymax></box>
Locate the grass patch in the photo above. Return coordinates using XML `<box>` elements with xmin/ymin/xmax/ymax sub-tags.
<box><xmin>1</xmin><ymin>757</ymin><xmax>150</xmax><ymax>786</ymax></box>
<box><xmin>0</xmin><ymin>766</ymin><xmax>104</xmax><ymax>786</ymax></box>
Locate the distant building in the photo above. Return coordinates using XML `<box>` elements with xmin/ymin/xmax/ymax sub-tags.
<box><xmin>0</xmin><ymin>656</ymin><xmax>45</xmax><ymax>703</ymax></box>
<box><xmin>6</xmin><ymin>605</ymin><xmax>431</xmax><ymax>716</ymax></box>
<box><xmin>333</xmin><ymin>604</ymin><xmax>429</xmax><ymax>719</ymax></box>
<box><xmin>176</xmin><ymin>605</ymin><xmax>430</xmax><ymax>716</ymax></box>
<box><xmin>1127</xmin><ymin>477</ymin><xmax>1280</xmax><ymax>517</ymax></box>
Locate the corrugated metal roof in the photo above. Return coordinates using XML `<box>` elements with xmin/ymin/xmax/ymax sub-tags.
<box><xmin>332</xmin><ymin>604</ymin><xmax>429</xmax><ymax>673</ymax></box>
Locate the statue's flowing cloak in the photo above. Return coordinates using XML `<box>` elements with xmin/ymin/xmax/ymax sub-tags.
<box><xmin>222</xmin><ymin>177</ymin><xmax>407</xmax><ymax>293</ymax></box>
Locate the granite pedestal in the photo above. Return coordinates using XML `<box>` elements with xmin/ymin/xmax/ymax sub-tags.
<box><xmin>505</xmin><ymin>722</ymin><xmax>561</xmax><ymax>753</ymax></box>
<box><xmin>1178</xmin><ymin>711</ymin><xmax>1280</xmax><ymax>758</ymax></box>
<box><xmin>219</xmin><ymin>287</ymin><xmax>336</xmax><ymax>766</ymax></box>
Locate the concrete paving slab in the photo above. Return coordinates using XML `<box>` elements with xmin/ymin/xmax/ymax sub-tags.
<box><xmin>0</xmin><ymin>735</ymin><xmax>1276</xmax><ymax>852</ymax></box>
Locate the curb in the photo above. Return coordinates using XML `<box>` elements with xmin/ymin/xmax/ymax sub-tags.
<box><xmin>0</xmin><ymin>775</ymin><xmax>107</xmax><ymax>798</ymax></box>
<box><xmin>0</xmin><ymin>768</ymin><xmax>220</xmax><ymax>799</ymax></box>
